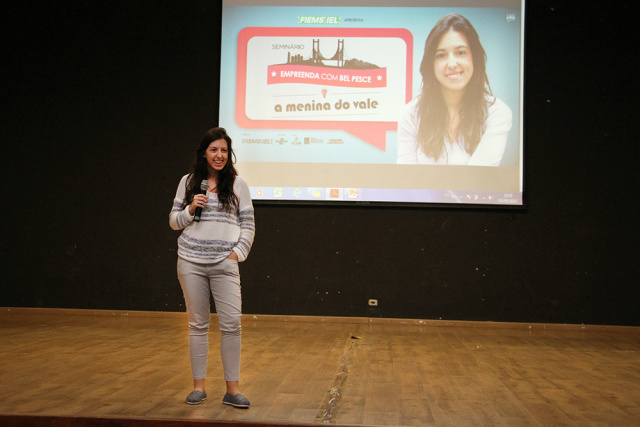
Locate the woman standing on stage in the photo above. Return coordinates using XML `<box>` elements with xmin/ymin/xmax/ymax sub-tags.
<box><xmin>169</xmin><ymin>127</ymin><xmax>255</xmax><ymax>408</ymax></box>
<box><xmin>397</xmin><ymin>13</ymin><xmax>512</xmax><ymax>166</ymax></box>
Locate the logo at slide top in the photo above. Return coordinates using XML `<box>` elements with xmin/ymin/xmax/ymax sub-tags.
<box><xmin>298</xmin><ymin>16</ymin><xmax>341</xmax><ymax>24</ymax></box>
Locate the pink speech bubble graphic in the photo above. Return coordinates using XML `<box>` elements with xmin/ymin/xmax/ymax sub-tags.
<box><xmin>236</xmin><ymin>27</ymin><xmax>413</xmax><ymax>151</ymax></box>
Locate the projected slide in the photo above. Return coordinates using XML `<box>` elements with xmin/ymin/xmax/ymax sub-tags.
<box><xmin>220</xmin><ymin>0</ymin><xmax>524</xmax><ymax>206</ymax></box>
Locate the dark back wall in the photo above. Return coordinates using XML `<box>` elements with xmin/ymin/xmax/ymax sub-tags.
<box><xmin>2</xmin><ymin>1</ymin><xmax>638</xmax><ymax>326</ymax></box>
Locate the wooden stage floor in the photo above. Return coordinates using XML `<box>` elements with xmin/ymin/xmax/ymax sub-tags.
<box><xmin>0</xmin><ymin>308</ymin><xmax>639</xmax><ymax>427</ymax></box>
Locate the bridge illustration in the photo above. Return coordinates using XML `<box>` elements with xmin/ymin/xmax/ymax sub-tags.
<box><xmin>283</xmin><ymin>39</ymin><xmax>379</xmax><ymax>70</ymax></box>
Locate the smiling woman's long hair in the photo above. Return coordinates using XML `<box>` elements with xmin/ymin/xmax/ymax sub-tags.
<box><xmin>417</xmin><ymin>13</ymin><xmax>493</xmax><ymax>161</ymax></box>
<box><xmin>182</xmin><ymin>127</ymin><xmax>238</xmax><ymax>213</ymax></box>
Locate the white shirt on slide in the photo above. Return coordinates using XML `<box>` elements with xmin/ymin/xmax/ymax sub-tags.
<box><xmin>397</xmin><ymin>95</ymin><xmax>512</xmax><ymax>166</ymax></box>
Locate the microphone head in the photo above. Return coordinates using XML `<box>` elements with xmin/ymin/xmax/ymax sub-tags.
<box><xmin>200</xmin><ymin>180</ymin><xmax>209</xmax><ymax>191</ymax></box>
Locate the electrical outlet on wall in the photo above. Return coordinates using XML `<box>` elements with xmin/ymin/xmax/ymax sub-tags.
<box><xmin>368</xmin><ymin>299</ymin><xmax>378</xmax><ymax>306</ymax></box>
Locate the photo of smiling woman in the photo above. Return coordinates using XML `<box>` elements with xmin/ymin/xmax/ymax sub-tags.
<box><xmin>169</xmin><ymin>127</ymin><xmax>255</xmax><ymax>408</ymax></box>
<box><xmin>397</xmin><ymin>13</ymin><xmax>512</xmax><ymax>166</ymax></box>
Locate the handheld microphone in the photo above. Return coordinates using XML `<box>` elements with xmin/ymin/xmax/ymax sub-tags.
<box><xmin>194</xmin><ymin>180</ymin><xmax>209</xmax><ymax>222</ymax></box>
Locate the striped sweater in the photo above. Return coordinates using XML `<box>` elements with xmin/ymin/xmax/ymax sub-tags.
<box><xmin>169</xmin><ymin>174</ymin><xmax>255</xmax><ymax>263</ymax></box>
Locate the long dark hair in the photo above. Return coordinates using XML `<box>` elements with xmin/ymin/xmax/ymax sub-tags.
<box><xmin>183</xmin><ymin>127</ymin><xmax>238</xmax><ymax>213</ymax></box>
<box><xmin>417</xmin><ymin>13</ymin><xmax>493</xmax><ymax>161</ymax></box>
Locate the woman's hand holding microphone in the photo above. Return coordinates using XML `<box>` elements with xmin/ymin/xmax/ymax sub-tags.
<box><xmin>189</xmin><ymin>194</ymin><xmax>208</xmax><ymax>216</ymax></box>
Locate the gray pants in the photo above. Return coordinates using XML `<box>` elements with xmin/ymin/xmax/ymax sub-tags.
<box><xmin>177</xmin><ymin>257</ymin><xmax>242</xmax><ymax>382</ymax></box>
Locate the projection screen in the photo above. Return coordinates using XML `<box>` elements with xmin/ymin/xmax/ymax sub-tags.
<box><xmin>220</xmin><ymin>0</ymin><xmax>525</xmax><ymax>206</ymax></box>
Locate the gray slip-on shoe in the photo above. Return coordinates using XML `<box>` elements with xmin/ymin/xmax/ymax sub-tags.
<box><xmin>222</xmin><ymin>392</ymin><xmax>250</xmax><ymax>408</ymax></box>
<box><xmin>186</xmin><ymin>390</ymin><xmax>207</xmax><ymax>405</ymax></box>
